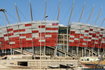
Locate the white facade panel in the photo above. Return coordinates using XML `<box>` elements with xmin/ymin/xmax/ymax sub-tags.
<box><xmin>9</xmin><ymin>42</ymin><xmax>15</xmax><ymax>44</ymax></box>
<box><xmin>84</xmin><ymin>39</ymin><xmax>88</xmax><ymax>41</ymax></box>
<box><xmin>39</xmin><ymin>39</ymin><xmax>45</xmax><ymax>42</ymax></box>
<box><xmin>74</xmin><ymin>38</ymin><xmax>79</xmax><ymax>40</ymax></box>
<box><xmin>25</xmin><ymin>29</ymin><xmax>32</xmax><ymax>33</ymax></box>
<box><xmin>8</xmin><ymin>31</ymin><xmax>13</xmax><ymax>33</ymax></box>
<box><xmin>70</xmin><ymin>35</ymin><xmax>74</xmax><ymax>38</ymax></box>
<box><xmin>14</xmin><ymin>32</ymin><xmax>19</xmax><ymax>35</ymax></box>
<box><xmin>38</xmin><ymin>28</ymin><xmax>45</xmax><ymax>32</ymax></box>
<box><xmin>19</xmin><ymin>24</ymin><xmax>25</xmax><ymax>29</ymax></box>
<box><xmin>71</xmin><ymin>25</ymin><xmax>81</xmax><ymax>29</ymax></box>
<box><xmin>32</xmin><ymin>24</ymin><xmax>38</xmax><ymax>28</ymax></box>
<box><xmin>26</xmin><ymin>38</ymin><xmax>32</xmax><ymax>40</ymax></box>
<box><xmin>80</xmin><ymin>30</ymin><xmax>85</xmax><ymax>33</ymax></box>
<box><xmin>20</xmin><ymin>36</ymin><xmax>26</xmax><ymax>39</ymax></box>
<box><xmin>25</xmin><ymin>26</ymin><xmax>32</xmax><ymax>29</ymax></box>
<box><xmin>46</xmin><ymin>30</ymin><xmax>58</xmax><ymax>33</ymax></box>
<box><xmin>0</xmin><ymin>34</ymin><xmax>3</xmax><ymax>37</ymax></box>
<box><xmin>69</xmin><ymin>40</ymin><xmax>74</xmax><ymax>42</ymax></box>
<box><xmin>46</xmin><ymin>25</ymin><xmax>58</xmax><ymax>28</ymax></box>
<box><xmin>32</xmin><ymin>33</ymin><xmax>39</xmax><ymax>38</ymax></box>
<box><xmin>19</xmin><ymin>32</ymin><xmax>26</xmax><ymax>34</ymax></box>
<box><xmin>4</xmin><ymin>37</ymin><xmax>9</xmax><ymax>40</ymax></box>
<box><xmin>88</xmin><ymin>39</ymin><xmax>91</xmax><ymax>41</ymax></box>
<box><xmin>80</xmin><ymin>36</ymin><xmax>84</xmax><ymax>38</ymax></box>
<box><xmin>12</xmin><ymin>25</ymin><xmax>19</xmax><ymax>30</ymax></box>
<box><xmin>45</xmin><ymin>35</ymin><xmax>52</xmax><ymax>37</ymax></box>
<box><xmin>1</xmin><ymin>28</ymin><xmax>7</xmax><ymax>32</ymax></box>
<box><xmin>82</xmin><ymin>43</ymin><xmax>87</xmax><ymax>45</ymax></box>
<box><xmin>32</xmin><ymin>29</ymin><xmax>38</xmax><ymax>31</ymax></box>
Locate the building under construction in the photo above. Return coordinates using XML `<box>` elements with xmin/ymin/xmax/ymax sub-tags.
<box><xmin>0</xmin><ymin>21</ymin><xmax>105</xmax><ymax>57</ymax></box>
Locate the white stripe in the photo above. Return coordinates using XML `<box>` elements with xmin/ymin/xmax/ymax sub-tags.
<box><xmin>45</xmin><ymin>35</ymin><xmax>52</xmax><ymax>37</ymax></box>
<box><xmin>69</xmin><ymin>40</ymin><xmax>74</xmax><ymax>42</ymax></box>
<box><xmin>9</xmin><ymin>42</ymin><xmax>15</xmax><ymax>44</ymax></box>
<box><xmin>20</xmin><ymin>36</ymin><xmax>26</xmax><ymax>39</ymax></box>
<box><xmin>46</xmin><ymin>30</ymin><xmax>58</xmax><ymax>32</ymax></box>
<box><xmin>26</xmin><ymin>38</ymin><xmax>32</xmax><ymax>40</ymax></box>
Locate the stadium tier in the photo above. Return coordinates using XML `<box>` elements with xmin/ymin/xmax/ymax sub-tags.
<box><xmin>0</xmin><ymin>21</ymin><xmax>59</xmax><ymax>49</ymax></box>
<box><xmin>69</xmin><ymin>23</ymin><xmax>105</xmax><ymax>48</ymax></box>
<box><xmin>0</xmin><ymin>21</ymin><xmax>105</xmax><ymax>50</ymax></box>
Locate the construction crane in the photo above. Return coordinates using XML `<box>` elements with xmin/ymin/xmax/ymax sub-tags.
<box><xmin>0</xmin><ymin>9</ymin><xmax>6</xmax><ymax>12</ymax></box>
<box><xmin>0</xmin><ymin>8</ymin><xmax>10</xmax><ymax>24</ymax></box>
<box><xmin>0</xmin><ymin>8</ymin><xmax>12</xmax><ymax>55</ymax></box>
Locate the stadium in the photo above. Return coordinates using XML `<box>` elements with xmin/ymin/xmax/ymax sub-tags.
<box><xmin>0</xmin><ymin>21</ymin><xmax>105</xmax><ymax>57</ymax></box>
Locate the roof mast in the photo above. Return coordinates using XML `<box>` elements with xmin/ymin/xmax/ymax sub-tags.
<box><xmin>15</xmin><ymin>4</ymin><xmax>21</xmax><ymax>22</ymax></box>
<box><xmin>29</xmin><ymin>2</ymin><xmax>33</xmax><ymax>21</ymax></box>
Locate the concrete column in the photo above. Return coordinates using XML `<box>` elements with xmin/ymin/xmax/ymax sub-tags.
<box><xmin>98</xmin><ymin>48</ymin><xmax>100</xmax><ymax>56</ymax></box>
<box><xmin>76</xmin><ymin>47</ymin><xmax>79</xmax><ymax>57</ymax></box>
<box><xmin>54</xmin><ymin>46</ymin><xmax>57</xmax><ymax>56</ymax></box>
<box><xmin>89</xmin><ymin>48</ymin><xmax>91</xmax><ymax>56</ymax></box>
<box><xmin>43</xmin><ymin>46</ymin><xmax>46</xmax><ymax>55</ymax></box>
<box><xmin>82</xmin><ymin>48</ymin><xmax>83</xmax><ymax>57</ymax></box>
<box><xmin>84</xmin><ymin>47</ymin><xmax>87</xmax><ymax>56</ymax></box>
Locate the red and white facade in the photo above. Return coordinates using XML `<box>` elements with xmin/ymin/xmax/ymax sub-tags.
<box><xmin>69</xmin><ymin>23</ymin><xmax>105</xmax><ymax>49</ymax></box>
<box><xmin>0</xmin><ymin>21</ymin><xmax>59</xmax><ymax>50</ymax></box>
<box><xmin>0</xmin><ymin>21</ymin><xmax>105</xmax><ymax>51</ymax></box>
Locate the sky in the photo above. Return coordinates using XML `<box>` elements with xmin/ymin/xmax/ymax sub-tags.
<box><xmin>0</xmin><ymin>0</ymin><xmax>105</xmax><ymax>27</ymax></box>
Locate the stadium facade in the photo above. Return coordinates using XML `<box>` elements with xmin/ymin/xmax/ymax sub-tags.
<box><xmin>0</xmin><ymin>21</ymin><xmax>105</xmax><ymax>57</ymax></box>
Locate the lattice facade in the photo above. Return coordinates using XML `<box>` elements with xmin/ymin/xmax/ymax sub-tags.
<box><xmin>69</xmin><ymin>23</ymin><xmax>105</xmax><ymax>48</ymax></box>
<box><xmin>0</xmin><ymin>21</ymin><xmax>59</xmax><ymax>49</ymax></box>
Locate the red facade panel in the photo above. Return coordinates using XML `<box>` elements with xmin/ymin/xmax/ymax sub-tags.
<box><xmin>46</xmin><ymin>28</ymin><xmax>58</xmax><ymax>30</ymax></box>
<box><xmin>32</xmin><ymin>30</ymin><xmax>38</xmax><ymax>33</ymax></box>
<box><xmin>7</xmin><ymin>28</ymin><xmax>13</xmax><ymax>31</ymax></box>
<box><xmin>39</xmin><ymin>25</ymin><xmax>45</xmax><ymax>28</ymax></box>
<box><xmin>4</xmin><ymin>33</ymin><xmax>14</xmax><ymax>36</ymax></box>
<box><xmin>25</xmin><ymin>24</ymin><xmax>32</xmax><ymax>26</ymax></box>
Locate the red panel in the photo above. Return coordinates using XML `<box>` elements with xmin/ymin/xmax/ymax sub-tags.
<box><xmin>13</xmin><ymin>30</ymin><xmax>19</xmax><ymax>32</ymax></box>
<box><xmin>100</xmin><ymin>29</ymin><xmax>104</xmax><ymax>31</ymax></box>
<box><xmin>14</xmin><ymin>29</ymin><xmax>25</xmax><ymax>32</ymax></box>
<box><xmin>46</xmin><ymin>28</ymin><xmax>58</xmax><ymax>30</ymax></box>
<box><xmin>32</xmin><ymin>30</ymin><xmax>38</xmax><ymax>33</ymax></box>
<box><xmin>52</xmin><ymin>23</ymin><xmax>58</xmax><ymax>26</ymax></box>
<box><xmin>90</xmin><ymin>29</ymin><xmax>93</xmax><ymax>31</ymax></box>
<box><xmin>39</xmin><ymin>25</ymin><xmax>45</xmax><ymax>28</ymax></box>
<box><xmin>19</xmin><ymin>29</ymin><xmax>25</xmax><ymax>32</ymax></box>
<box><xmin>4</xmin><ymin>33</ymin><xmax>14</xmax><ymax>36</ymax></box>
<box><xmin>25</xmin><ymin>24</ymin><xmax>32</xmax><ymax>26</ymax></box>
<box><xmin>85</xmin><ymin>30</ymin><xmax>89</xmax><ymax>32</ymax></box>
<box><xmin>26</xmin><ymin>33</ymin><xmax>32</xmax><ymax>38</ymax></box>
<box><xmin>69</xmin><ymin>42</ymin><xmax>76</xmax><ymax>46</ymax></box>
<box><xmin>20</xmin><ymin>34</ymin><xmax>26</xmax><ymax>36</ymax></box>
<box><xmin>70</xmin><ymin>31</ymin><xmax>75</xmax><ymax>34</ymax></box>
<box><xmin>7</xmin><ymin>28</ymin><xmax>13</xmax><ymax>31</ymax></box>
<box><xmin>9</xmin><ymin>37</ymin><xmax>19</xmax><ymax>41</ymax></box>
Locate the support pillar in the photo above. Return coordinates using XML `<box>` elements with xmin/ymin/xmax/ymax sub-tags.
<box><xmin>76</xmin><ymin>47</ymin><xmax>79</xmax><ymax>57</ymax></box>
<box><xmin>82</xmin><ymin>48</ymin><xmax>83</xmax><ymax>57</ymax></box>
<box><xmin>54</xmin><ymin>46</ymin><xmax>57</xmax><ymax>57</ymax></box>
<box><xmin>98</xmin><ymin>48</ymin><xmax>100</xmax><ymax>56</ymax></box>
<box><xmin>43</xmin><ymin>46</ymin><xmax>46</xmax><ymax>55</ymax></box>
